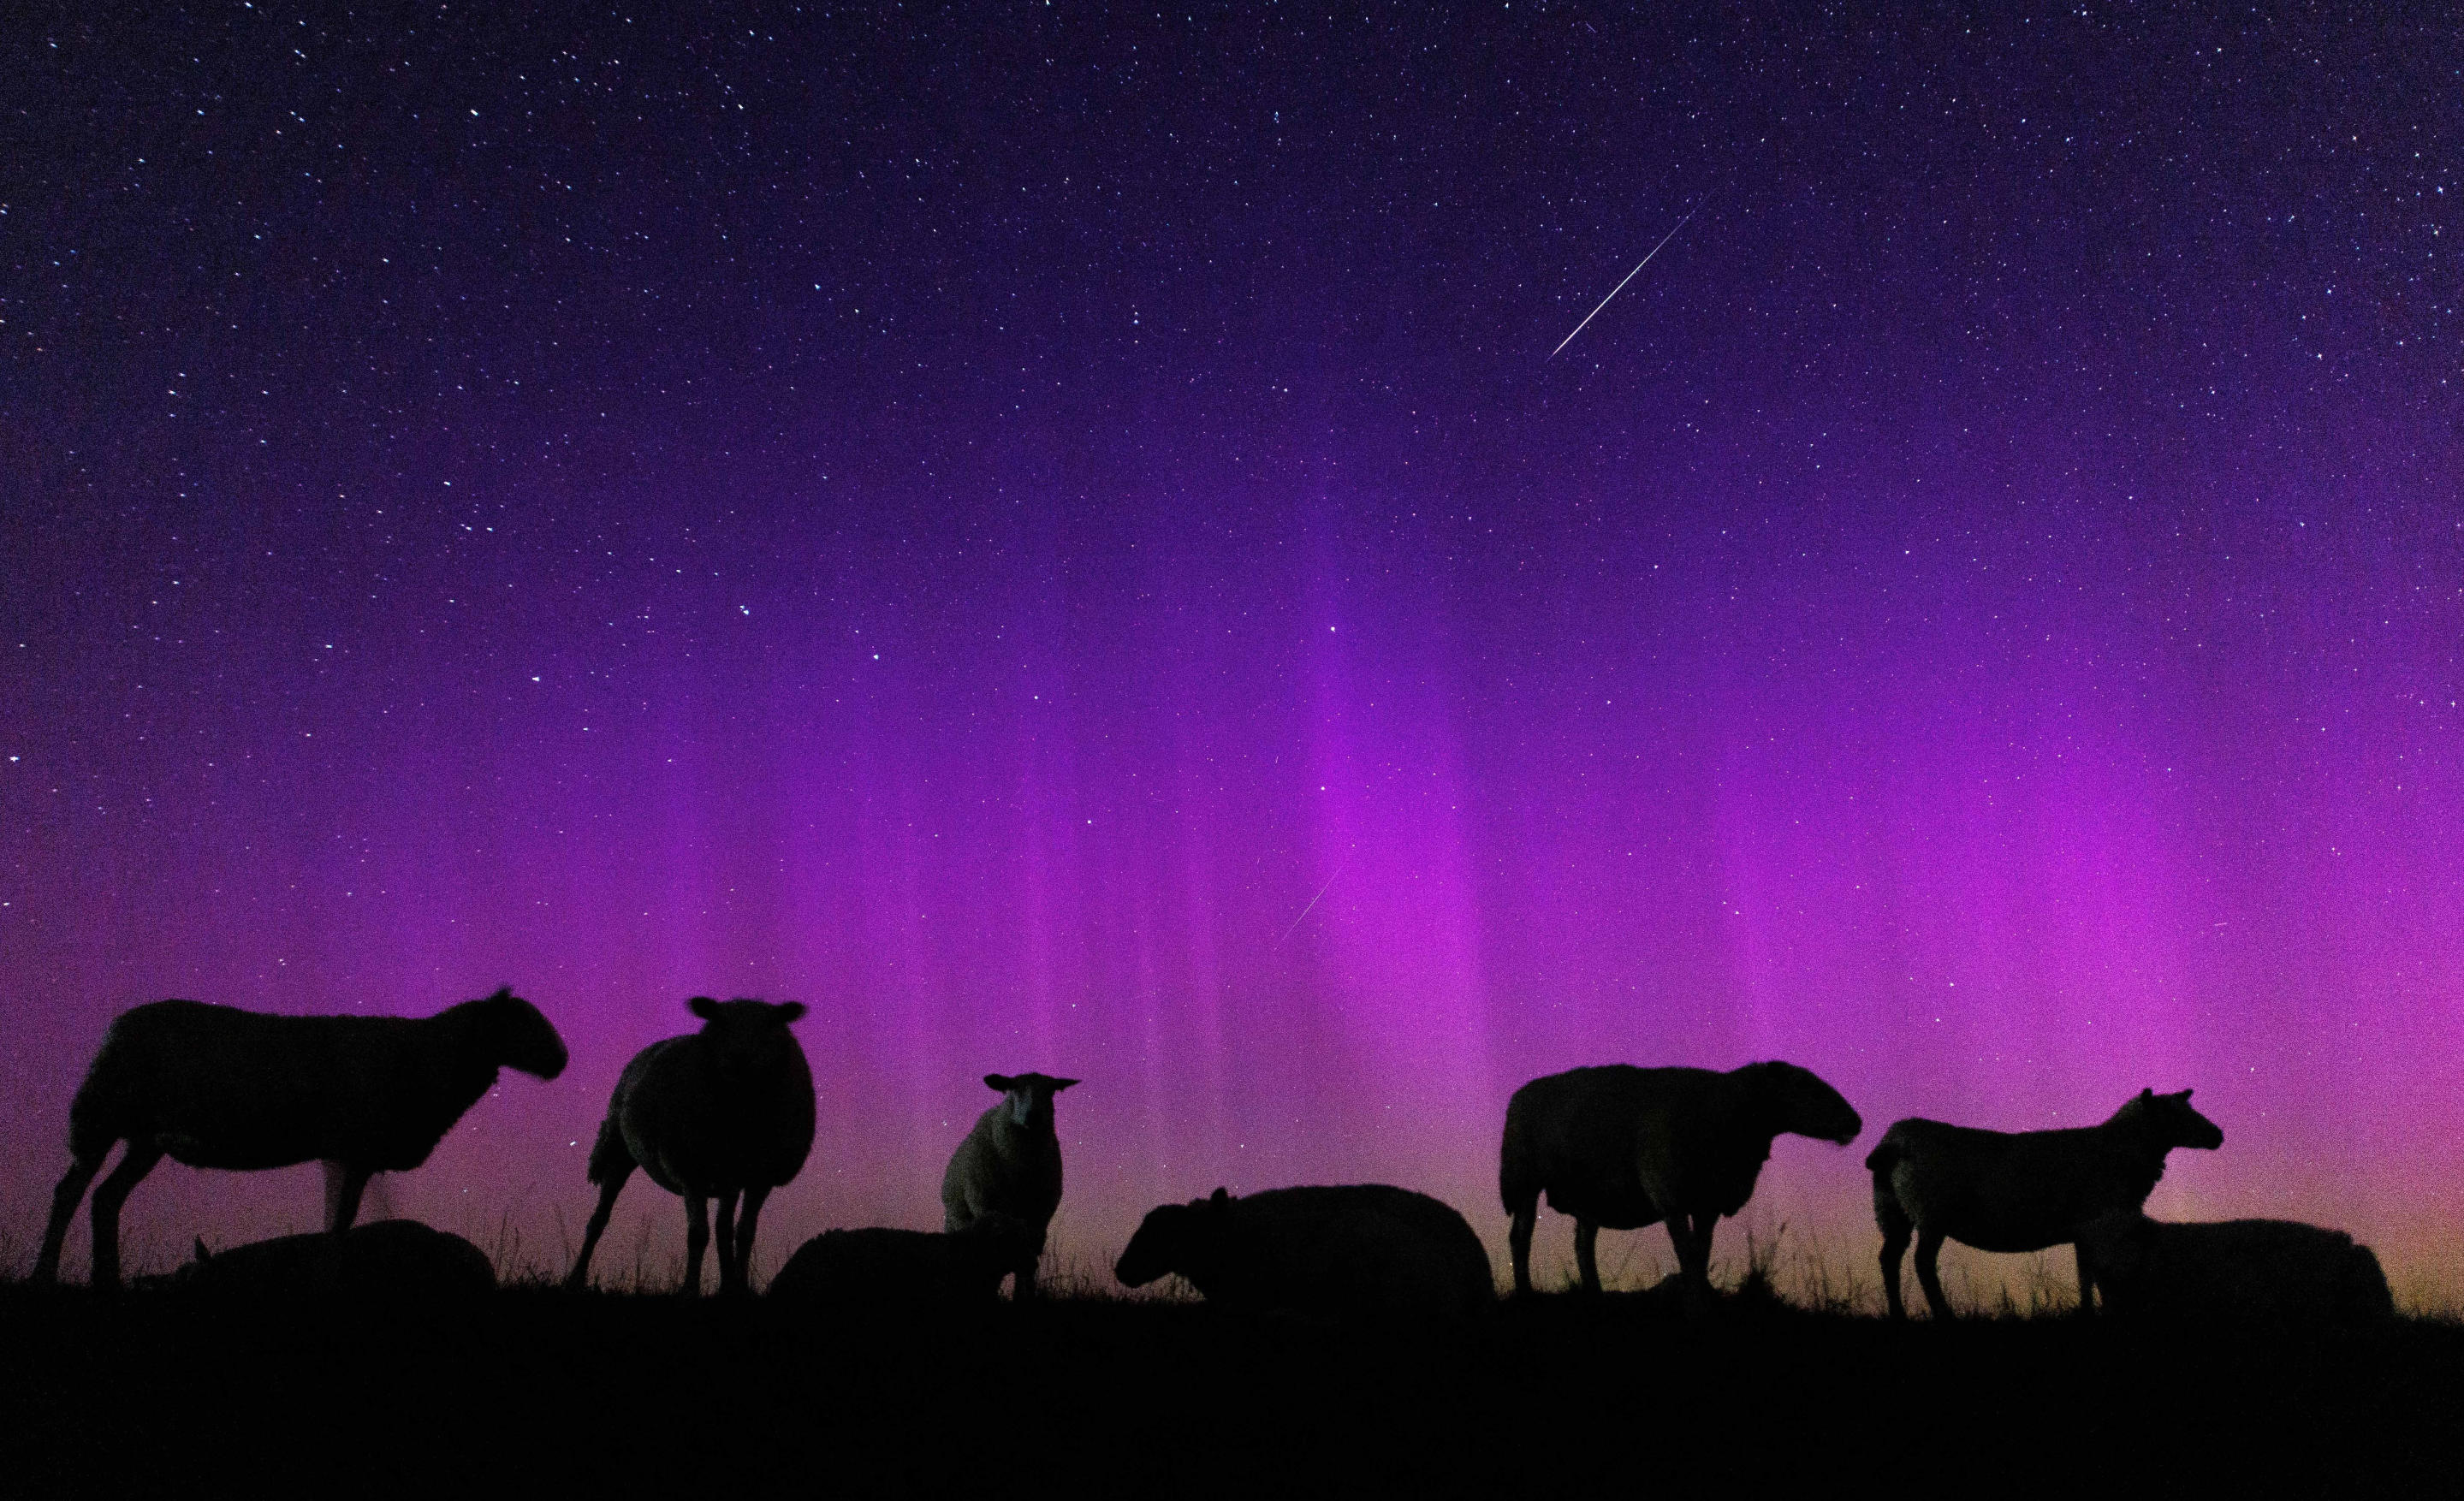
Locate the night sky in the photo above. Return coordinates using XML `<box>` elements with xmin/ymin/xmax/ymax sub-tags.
<box><xmin>4</xmin><ymin>4</ymin><xmax>2459</xmax><ymax>1296</ymax></box>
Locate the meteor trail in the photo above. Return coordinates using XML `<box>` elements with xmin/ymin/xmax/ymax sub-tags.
<box><xmin>1548</xmin><ymin>203</ymin><xmax>1699</xmax><ymax>359</ymax></box>
<box><xmin>1278</xmin><ymin>867</ymin><xmax>1343</xmax><ymax>945</ymax></box>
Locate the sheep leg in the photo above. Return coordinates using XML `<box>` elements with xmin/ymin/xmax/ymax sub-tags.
<box><xmin>323</xmin><ymin>1161</ymin><xmax>372</xmax><ymax>1234</ymax></box>
<box><xmin>1673</xmin><ymin>1213</ymin><xmax>1716</xmax><ymax>1285</ymax></box>
<box><xmin>680</xmin><ymin>1193</ymin><xmax>710</xmax><ymax>1297</ymax></box>
<box><xmin>733</xmin><ymin>1184</ymin><xmax>771</xmax><ymax>1292</ymax></box>
<box><xmin>1913</xmin><ymin>1228</ymin><xmax>1953</xmax><ymax>1320</ymax></box>
<box><xmin>1507</xmin><ymin>1207</ymin><xmax>1538</xmax><ymax>1296</ymax></box>
<box><xmin>1013</xmin><ymin>1237</ymin><xmax>1042</xmax><ymax>1302</ymax></box>
<box><xmin>2073</xmin><ymin>1241</ymin><xmax>2099</xmax><ymax>1319</ymax></box>
<box><xmin>714</xmin><ymin>1189</ymin><xmax>742</xmax><ymax>1296</ymax></box>
<box><xmin>86</xmin><ymin>1142</ymin><xmax>164</xmax><ymax>1291</ymax></box>
<box><xmin>565</xmin><ymin>1166</ymin><xmax>632</xmax><ymax>1291</ymax></box>
<box><xmin>34</xmin><ymin>1149</ymin><xmax>109</xmax><ymax>1285</ymax></box>
<box><xmin>1573</xmin><ymin>1220</ymin><xmax>1602</xmax><ymax>1294</ymax></box>
<box><xmin>1876</xmin><ymin>1199</ymin><xmax>1914</xmax><ymax>1321</ymax></box>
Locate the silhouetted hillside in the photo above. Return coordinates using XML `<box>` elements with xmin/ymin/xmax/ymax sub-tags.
<box><xmin>2</xmin><ymin>1282</ymin><xmax>2458</xmax><ymax>1495</ymax></box>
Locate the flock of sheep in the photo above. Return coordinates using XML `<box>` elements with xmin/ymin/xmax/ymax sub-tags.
<box><xmin>27</xmin><ymin>987</ymin><xmax>2397</xmax><ymax>1324</ymax></box>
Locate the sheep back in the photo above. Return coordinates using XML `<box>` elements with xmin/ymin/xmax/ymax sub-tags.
<box><xmin>1119</xmin><ymin>1184</ymin><xmax>1493</xmax><ymax>1317</ymax></box>
<box><xmin>603</xmin><ymin>1011</ymin><xmax>815</xmax><ymax>1195</ymax></box>
<box><xmin>71</xmin><ymin>1000</ymin><xmax>525</xmax><ymax>1172</ymax></box>
<box><xmin>1503</xmin><ymin>1065</ymin><xmax>1781</xmax><ymax>1229</ymax></box>
<box><xmin>168</xmin><ymin>1220</ymin><xmax>495</xmax><ymax>1299</ymax></box>
<box><xmin>2079</xmin><ymin>1213</ymin><xmax>2395</xmax><ymax>1324</ymax></box>
<box><xmin>769</xmin><ymin>1219</ymin><xmax>1030</xmax><ymax>1308</ymax></box>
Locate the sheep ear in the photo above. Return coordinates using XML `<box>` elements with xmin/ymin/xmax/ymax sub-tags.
<box><xmin>775</xmin><ymin>1001</ymin><xmax>807</xmax><ymax>1023</ymax></box>
<box><xmin>1209</xmin><ymin>1187</ymin><xmax>1231</xmax><ymax>1205</ymax></box>
<box><xmin>193</xmin><ymin>1237</ymin><xmax>211</xmax><ymax>1264</ymax></box>
<box><xmin>689</xmin><ymin>996</ymin><xmax>722</xmax><ymax>1021</ymax></box>
<box><xmin>488</xmin><ymin>986</ymin><xmax>515</xmax><ymax>1003</ymax></box>
<box><xmin>2138</xmin><ymin>1087</ymin><xmax>2155</xmax><ymax>1100</ymax></box>
<box><xmin>1053</xmin><ymin>1077</ymin><xmax>1080</xmax><ymax>1092</ymax></box>
<box><xmin>984</xmin><ymin>1073</ymin><xmax>1014</xmax><ymax>1092</ymax></box>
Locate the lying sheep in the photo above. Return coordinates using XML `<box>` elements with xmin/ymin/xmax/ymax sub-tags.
<box><xmin>1115</xmin><ymin>1184</ymin><xmax>1494</xmax><ymax>1317</ymax></box>
<box><xmin>767</xmin><ymin>1214</ymin><xmax>1039</xmax><ymax>1309</ymax></box>
<box><xmin>156</xmin><ymin>1219</ymin><xmax>496</xmax><ymax>1299</ymax></box>
<box><xmin>35</xmin><ymin>988</ymin><xmax>569</xmax><ymax>1289</ymax></box>
<box><xmin>941</xmin><ymin>1072</ymin><xmax>1078</xmax><ymax>1299</ymax></box>
<box><xmin>1500</xmin><ymin>1062</ymin><xmax>1863</xmax><ymax>1295</ymax></box>
<box><xmin>567</xmin><ymin>998</ymin><xmax>815</xmax><ymax>1296</ymax></box>
<box><xmin>1868</xmin><ymin>1088</ymin><xmax>2224</xmax><ymax>1320</ymax></box>
<box><xmin>2075</xmin><ymin>1211</ymin><xmax>2394</xmax><ymax>1325</ymax></box>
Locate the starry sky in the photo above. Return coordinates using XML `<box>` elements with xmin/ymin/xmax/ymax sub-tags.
<box><xmin>3</xmin><ymin>3</ymin><xmax>2459</xmax><ymax>1296</ymax></box>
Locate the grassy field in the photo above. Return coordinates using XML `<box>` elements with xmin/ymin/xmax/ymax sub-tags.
<box><xmin>3</xmin><ymin>1269</ymin><xmax>2459</xmax><ymax>1497</ymax></box>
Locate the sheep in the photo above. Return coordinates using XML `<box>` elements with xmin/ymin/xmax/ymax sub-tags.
<box><xmin>1867</xmin><ymin>1087</ymin><xmax>2224</xmax><ymax>1320</ymax></box>
<box><xmin>1114</xmin><ymin>1184</ymin><xmax>1495</xmax><ymax>1318</ymax></box>
<box><xmin>565</xmin><ymin>997</ymin><xmax>815</xmax><ymax>1297</ymax></box>
<box><xmin>155</xmin><ymin>1219</ymin><xmax>496</xmax><ymax>1299</ymax></box>
<box><xmin>1499</xmin><ymin>1062</ymin><xmax>1863</xmax><ymax>1296</ymax></box>
<box><xmin>2073</xmin><ymin>1210</ymin><xmax>2394</xmax><ymax>1325</ymax></box>
<box><xmin>33</xmin><ymin>987</ymin><xmax>569</xmax><ymax>1290</ymax></box>
<box><xmin>940</xmin><ymin>1071</ymin><xmax>1078</xmax><ymax>1299</ymax></box>
<box><xmin>766</xmin><ymin>1213</ymin><xmax>1041</xmax><ymax>1310</ymax></box>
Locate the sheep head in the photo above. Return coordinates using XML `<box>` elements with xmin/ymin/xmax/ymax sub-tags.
<box><xmin>983</xmin><ymin>1071</ymin><xmax>1078</xmax><ymax>1129</ymax></box>
<box><xmin>686</xmin><ymin>996</ymin><xmax>809</xmax><ymax>1079</ymax></box>
<box><xmin>1738</xmin><ymin>1061</ymin><xmax>1861</xmax><ymax>1146</ymax></box>
<box><xmin>2112</xmin><ymin>1088</ymin><xmax>2224</xmax><ymax>1152</ymax></box>
<box><xmin>1115</xmin><ymin>1187</ymin><xmax>1231</xmax><ymax>1290</ymax></box>
<box><xmin>462</xmin><ymin>988</ymin><xmax>569</xmax><ymax>1080</ymax></box>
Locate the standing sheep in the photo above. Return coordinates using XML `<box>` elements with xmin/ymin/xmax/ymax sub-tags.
<box><xmin>1499</xmin><ymin>1062</ymin><xmax>1863</xmax><ymax>1296</ymax></box>
<box><xmin>33</xmin><ymin>988</ymin><xmax>568</xmax><ymax>1290</ymax></box>
<box><xmin>1867</xmin><ymin>1088</ymin><xmax>2224</xmax><ymax>1320</ymax></box>
<box><xmin>767</xmin><ymin>1214</ymin><xmax>1040</xmax><ymax>1309</ymax></box>
<box><xmin>1114</xmin><ymin>1184</ymin><xmax>1495</xmax><ymax>1317</ymax></box>
<box><xmin>941</xmin><ymin>1072</ymin><xmax>1078</xmax><ymax>1299</ymax></box>
<box><xmin>566</xmin><ymin>998</ymin><xmax>814</xmax><ymax>1296</ymax></box>
<box><xmin>2073</xmin><ymin>1211</ymin><xmax>2394</xmax><ymax>1324</ymax></box>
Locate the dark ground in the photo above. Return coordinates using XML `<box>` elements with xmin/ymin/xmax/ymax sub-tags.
<box><xmin>2</xmin><ymin>1281</ymin><xmax>2457</xmax><ymax>1497</ymax></box>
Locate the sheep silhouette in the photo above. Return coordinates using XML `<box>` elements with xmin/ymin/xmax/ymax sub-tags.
<box><xmin>767</xmin><ymin>1214</ymin><xmax>1040</xmax><ymax>1309</ymax></box>
<box><xmin>33</xmin><ymin>988</ymin><xmax>568</xmax><ymax>1289</ymax></box>
<box><xmin>941</xmin><ymin>1072</ymin><xmax>1077</xmax><ymax>1299</ymax></box>
<box><xmin>2075</xmin><ymin>1210</ymin><xmax>2394</xmax><ymax>1325</ymax></box>
<box><xmin>566</xmin><ymin>997</ymin><xmax>815</xmax><ymax>1296</ymax></box>
<box><xmin>1867</xmin><ymin>1088</ymin><xmax>2224</xmax><ymax>1320</ymax></box>
<box><xmin>157</xmin><ymin>1219</ymin><xmax>496</xmax><ymax>1299</ymax></box>
<box><xmin>1500</xmin><ymin>1062</ymin><xmax>1862</xmax><ymax>1295</ymax></box>
<box><xmin>1115</xmin><ymin>1184</ymin><xmax>1494</xmax><ymax>1317</ymax></box>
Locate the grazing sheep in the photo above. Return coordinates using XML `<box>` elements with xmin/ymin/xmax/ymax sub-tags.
<box><xmin>1499</xmin><ymin>1062</ymin><xmax>1863</xmax><ymax>1296</ymax></box>
<box><xmin>1867</xmin><ymin>1088</ymin><xmax>2224</xmax><ymax>1320</ymax></box>
<box><xmin>1114</xmin><ymin>1184</ymin><xmax>1495</xmax><ymax>1317</ymax></box>
<box><xmin>941</xmin><ymin>1071</ymin><xmax>1078</xmax><ymax>1299</ymax></box>
<box><xmin>767</xmin><ymin>1213</ymin><xmax>1040</xmax><ymax>1309</ymax></box>
<box><xmin>160</xmin><ymin>1219</ymin><xmax>496</xmax><ymax>1299</ymax></box>
<box><xmin>33</xmin><ymin>988</ymin><xmax>568</xmax><ymax>1290</ymax></box>
<box><xmin>2075</xmin><ymin>1211</ymin><xmax>2394</xmax><ymax>1325</ymax></box>
<box><xmin>566</xmin><ymin>997</ymin><xmax>815</xmax><ymax>1297</ymax></box>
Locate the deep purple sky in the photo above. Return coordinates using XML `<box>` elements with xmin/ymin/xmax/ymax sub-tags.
<box><xmin>3</xmin><ymin>4</ymin><xmax>2458</xmax><ymax>1296</ymax></box>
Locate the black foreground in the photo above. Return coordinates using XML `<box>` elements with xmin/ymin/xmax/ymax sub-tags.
<box><xmin>2</xmin><ymin>1283</ymin><xmax>2456</xmax><ymax>1496</ymax></box>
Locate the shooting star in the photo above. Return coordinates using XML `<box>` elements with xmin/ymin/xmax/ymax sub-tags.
<box><xmin>1278</xmin><ymin>867</ymin><xmax>1344</xmax><ymax>946</ymax></box>
<box><xmin>1547</xmin><ymin>202</ymin><xmax>1700</xmax><ymax>359</ymax></box>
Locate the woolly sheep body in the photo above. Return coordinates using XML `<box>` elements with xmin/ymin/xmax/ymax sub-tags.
<box><xmin>941</xmin><ymin>1072</ymin><xmax>1077</xmax><ymax>1298</ymax></box>
<box><xmin>768</xmin><ymin>1216</ymin><xmax>1038</xmax><ymax>1309</ymax></box>
<box><xmin>2075</xmin><ymin>1212</ymin><xmax>2394</xmax><ymax>1325</ymax></box>
<box><xmin>1499</xmin><ymin>1062</ymin><xmax>1862</xmax><ymax>1295</ymax></box>
<box><xmin>34</xmin><ymin>988</ymin><xmax>567</xmax><ymax>1289</ymax></box>
<box><xmin>566</xmin><ymin>997</ymin><xmax>815</xmax><ymax>1296</ymax></box>
<box><xmin>1867</xmin><ymin>1088</ymin><xmax>2225</xmax><ymax>1320</ymax></box>
<box><xmin>165</xmin><ymin>1219</ymin><xmax>496</xmax><ymax>1299</ymax></box>
<box><xmin>1114</xmin><ymin>1184</ymin><xmax>1495</xmax><ymax>1317</ymax></box>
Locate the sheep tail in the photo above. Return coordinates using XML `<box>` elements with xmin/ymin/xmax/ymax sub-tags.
<box><xmin>1863</xmin><ymin>1136</ymin><xmax>1900</xmax><ymax>1178</ymax></box>
<box><xmin>584</xmin><ymin>1113</ymin><xmax>630</xmax><ymax>1186</ymax></box>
